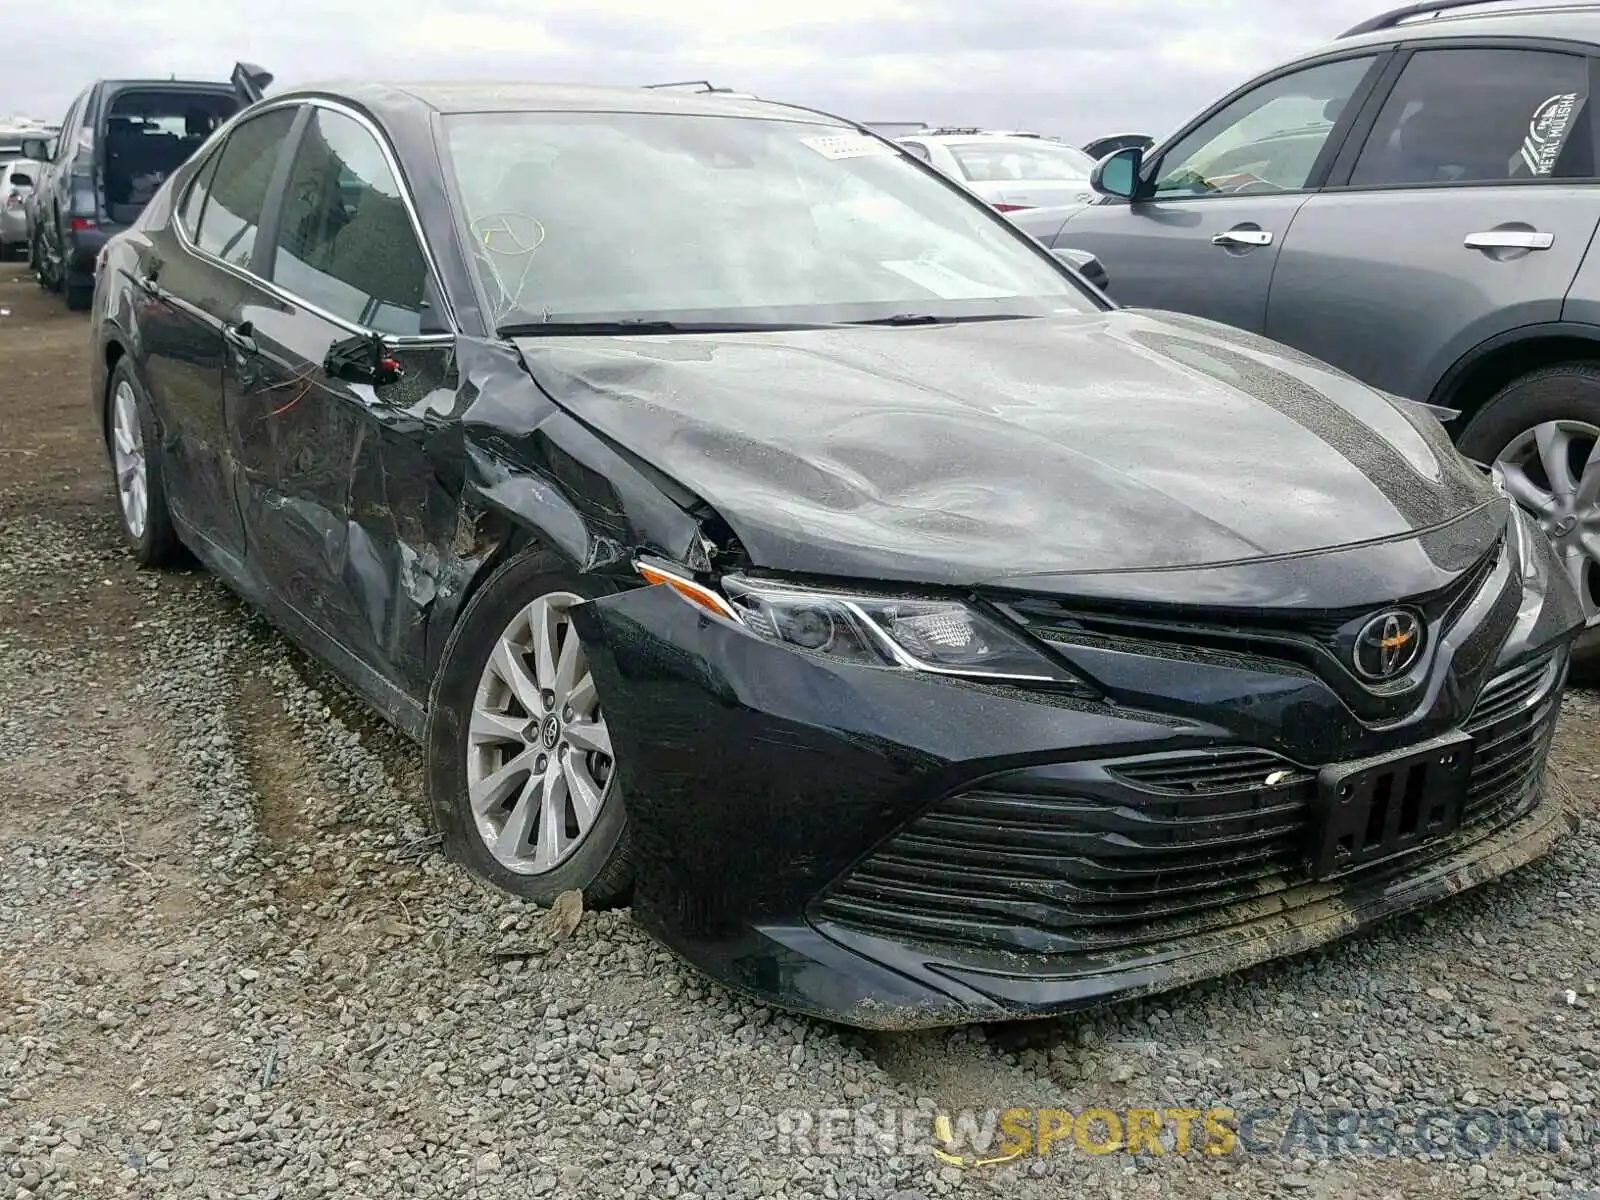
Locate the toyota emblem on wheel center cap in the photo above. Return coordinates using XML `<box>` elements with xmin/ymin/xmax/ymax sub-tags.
<box><xmin>540</xmin><ymin>714</ymin><xmax>561</xmax><ymax>749</ymax></box>
<box><xmin>1352</xmin><ymin>610</ymin><xmax>1424</xmax><ymax>681</ymax></box>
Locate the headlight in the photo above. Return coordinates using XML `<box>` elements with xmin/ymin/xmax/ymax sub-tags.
<box><xmin>720</xmin><ymin>576</ymin><xmax>1082</xmax><ymax>683</ymax></box>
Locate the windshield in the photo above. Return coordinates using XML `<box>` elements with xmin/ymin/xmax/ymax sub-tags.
<box><xmin>441</xmin><ymin>111</ymin><xmax>1097</xmax><ymax>331</ymax></box>
<box><xmin>946</xmin><ymin>140</ymin><xmax>1096</xmax><ymax>182</ymax></box>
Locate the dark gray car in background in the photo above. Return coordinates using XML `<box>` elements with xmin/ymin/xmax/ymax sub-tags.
<box><xmin>22</xmin><ymin>64</ymin><xmax>268</xmax><ymax>310</ymax></box>
<box><xmin>1027</xmin><ymin>0</ymin><xmax>1600</xmax><ymax>655</ymax></box>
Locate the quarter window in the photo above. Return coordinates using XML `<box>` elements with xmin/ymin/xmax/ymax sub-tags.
<box><xmin>192</xmin><ymin>107</ymin><xmax>297</xmax><ymax>269</ymax></box>
<box><xmin>1152</xmin><ymin>56</ymin><xmax>1379</xmax><ymax>197</ymax></box>
<box><xmin>269</xmin><ymin>107</ymin><xmax>431</xmax><ymax>335</ymax></box>
<box><xmin>1348</xmin><ymin>49</ymin><xmax>1592</xmax><ymax>187</ymax></box>
<box><xmin>178</xmin><ymin>148</ymin><xmax>222</xmax><ymax>239</ymax></box>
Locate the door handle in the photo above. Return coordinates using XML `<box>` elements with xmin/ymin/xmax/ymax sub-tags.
<box><xmin>1464</xmin><ymin>230</ymin><xmax>1553</xmax><ymax>250</ymax></box>
<box><xmin>1212</xmin><ymin>229</ymin><xmax>1274</xmax><ymax>247</ymax></box>
<box><xmin>223</xmin><ymin>321</ymin><xmax>256</xmax><ymax>355</ymax></box>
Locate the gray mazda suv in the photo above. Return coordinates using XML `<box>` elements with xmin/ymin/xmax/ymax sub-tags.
<box><xmin>1024</xmin><ymin>0</ymin><xmax>1600</xmax><ymax>659</ymax></box>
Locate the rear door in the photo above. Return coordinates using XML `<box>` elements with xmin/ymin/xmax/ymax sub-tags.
<box><xmin>1051</xmin><ymin>52</ymin><xmax>1389</xmax><ymax>332</ymax></box>
<box><xmin>41</xmin><ymin>90</ymin><xmax>85</xmax><ymax>260</ymax></box>
<box><xmin>144</xmin><ymin>103</ymin><xmax>300</xmax><ymax>559</ymax></box>
<box><xmin>1266</xmin><ymin>43</ymin><xmax>1600</xmax><ymax>401</ymax></box>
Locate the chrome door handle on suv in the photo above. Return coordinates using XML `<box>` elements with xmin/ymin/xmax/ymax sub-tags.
<box><xmin>1212</xmin><ymin>229</ymin><xmax>1274</xmax><ymax>247</ymax></box>
<box><xmin>1464</xmin><ymin>230</ymin><xmax>1554</xmax><ymax>251</ymax></box>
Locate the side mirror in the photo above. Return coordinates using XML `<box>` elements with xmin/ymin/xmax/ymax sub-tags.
<box><xmin>325</xmin><ymin>330</ymin><xmax>404</xmax><ymax>386</ymax></box>
<box><xmin>1090</xmin><ymin>147</ymin><xmax>1143</xmax><ymax>200</ymax></box>
<box><xmin>19</xmin><ymin>137</ymin><xmax>48</xmax><ymax>161</ymax></box>
<box><xmin>1051</xmin><ymin>247</ymin><xmax>1109</xmax><ymax>293</ymax></box>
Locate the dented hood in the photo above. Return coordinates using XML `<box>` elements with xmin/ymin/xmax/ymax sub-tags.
<box><xmin>513</xmin><ymin>309</ymin><xmax>1500</xmax><ymax>587</ymax></box>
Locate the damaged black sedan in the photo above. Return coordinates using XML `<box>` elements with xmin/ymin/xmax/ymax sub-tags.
<box><xmin>90</xmin><ymin>81</ymin><xmax>1584</xmax><ymax>1030</ymax></box>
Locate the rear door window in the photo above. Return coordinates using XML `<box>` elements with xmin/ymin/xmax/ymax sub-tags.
<box><xmin>191</xmin><ymin>106</ymin><xmax>297</xmax><ymax>269</ymax></box>
<box><xmin>55</xmin><ymin>93</ymin><xmax>86</xmax><ymax>164</ymax></box>
<box><xmin>1348</xmin><ymin>48</ymin><xmax>1593</xmax><ymax>186</ymax></box>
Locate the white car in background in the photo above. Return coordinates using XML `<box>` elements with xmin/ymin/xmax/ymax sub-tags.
<box><xmin>895</xmin><ymin>129</ymin><xmax>1098</xmax><ymax>212</ymax></box>
<box><xmin>0</xmin><ymin>157</ymin><xmax>40</xmax><ymax>260</ymax></box>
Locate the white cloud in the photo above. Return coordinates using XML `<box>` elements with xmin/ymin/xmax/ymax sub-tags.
<box><xmin>0</xmin><ymin>0</ymin><xmax>1386</xmax><ymax>143</ymax></box>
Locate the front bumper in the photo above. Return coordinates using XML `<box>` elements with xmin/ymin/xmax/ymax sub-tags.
<box><xmin>572</xmin><ymin>525</ymin><xmax>1582</xmax><ymax>1030</ymax></box>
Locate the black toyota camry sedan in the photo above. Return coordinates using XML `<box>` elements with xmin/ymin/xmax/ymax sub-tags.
<box><xmin>88</xmin><ymin>79</ymin><xmax>1583</xmax><ymax>1030</ymax></box>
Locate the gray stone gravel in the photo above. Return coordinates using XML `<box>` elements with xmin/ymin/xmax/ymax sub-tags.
<box><xmin>1</xmin><ymin>509</ymin><xmax>1598</xmax><ymax>1200</ymax></box>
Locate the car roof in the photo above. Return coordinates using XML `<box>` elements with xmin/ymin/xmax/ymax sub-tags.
<box><xmin>279</xmin><ymin>80</ymin><xmax>850</xmax><ymax>125</ymax></box>
<box><xmin>96</xmin><ymin>78</ymin><xmax>233</xmax><ymax>90</ymax></box>
<box><xmin>1301</xmin><ymin>6</ymin><xmax>1600</xmax><ymax>60</ymax></box>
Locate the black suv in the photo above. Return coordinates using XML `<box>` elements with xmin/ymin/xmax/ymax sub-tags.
<box><xmin>23</xmin><ymin>64</ymin><xmax>269</xmax><ymax>310</ymax></box>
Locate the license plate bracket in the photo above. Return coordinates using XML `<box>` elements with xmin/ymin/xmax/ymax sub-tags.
<box><xmin>1308</xmin><ymin>732</ymin><xmax>1474</xmax><ymax>879</ymax></box>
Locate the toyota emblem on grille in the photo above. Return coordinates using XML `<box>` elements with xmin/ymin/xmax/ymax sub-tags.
<box><xmin>1352</xmin><ymin>610</ymin><xmax>1423</xmax><ymax>681</ymax></box>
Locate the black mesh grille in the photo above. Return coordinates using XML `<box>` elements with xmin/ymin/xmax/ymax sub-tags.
<box><xmin>814</xmin><ymin>652</ymin><xmax>1564</xmax><ymax>958</ymax></box>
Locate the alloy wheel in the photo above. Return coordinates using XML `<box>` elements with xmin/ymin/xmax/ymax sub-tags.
<box><xmin>1494</xmin><ymin>419</ymin><xmax>1600</xmax><ymax>622</ymax></box>
<box><xmin>465</xmin><ymin>591</ymin><xmax>615</xmax><ymax>874</ymax></box>
<box><xmin>111</xmin><ymin>380</ymin><xmax>148</xmax><ymax>540</ymax></box>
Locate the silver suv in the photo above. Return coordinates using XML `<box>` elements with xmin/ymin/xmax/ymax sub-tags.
<box><xmin>1026</xmin><ymin>0</ymin><xmax>1600</xmax><ymax>653</ymax></box>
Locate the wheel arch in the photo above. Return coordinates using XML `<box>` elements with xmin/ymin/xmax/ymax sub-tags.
<box><xmin>1429</xmin><ymin>323</ymin><xmax>1600</xmax><ymax>423</ymax></box>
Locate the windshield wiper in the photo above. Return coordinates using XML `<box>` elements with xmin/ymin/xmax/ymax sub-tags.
<box><xmin>844</xmin><ymin>312</ymin><xmax>1040</xmax><ymax>327</ymax></box>
<box><xmin>500</xmin><ymin>319</ymin><xmax>836</xmax><ymax>337</ymax></box>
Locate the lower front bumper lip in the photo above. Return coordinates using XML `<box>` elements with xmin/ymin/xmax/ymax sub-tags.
<box><xmin>703</xmin><ymin>768</ymin><xmax>1576</xmax><ymax>1031</ymax></box>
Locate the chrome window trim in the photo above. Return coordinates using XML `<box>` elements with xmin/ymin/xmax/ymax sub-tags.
<box><xmin>172</xmin><ymin>94</ymin><xmax>459</xmax><ymax>343</ymax></box>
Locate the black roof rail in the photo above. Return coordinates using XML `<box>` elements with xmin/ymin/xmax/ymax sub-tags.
<box><xmin>1339</xmin><ymin>0</ymin><xmax>1598</xmax><ymax>37</ymax></box>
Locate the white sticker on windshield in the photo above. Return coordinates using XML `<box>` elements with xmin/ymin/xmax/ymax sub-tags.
<box><xmin>801</xmin><ymin>134</ymin><xmax>897</xmax><ymax>160</ymax></box>
<box><xmin>1519</xmin><ymin>91</ymin><xmax>1581</xmax><ymax>176</ymax></box>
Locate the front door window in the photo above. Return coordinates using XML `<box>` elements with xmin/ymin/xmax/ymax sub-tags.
<box><xmin>1152</xmin><ymin>56</ymin><xmax>1380</xmax><ymax>198</ymax></box>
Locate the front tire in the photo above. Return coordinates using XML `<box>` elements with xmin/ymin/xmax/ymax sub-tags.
<box><xmin>106</xmin><ymin>360</ymin><xmax>182</xmax><ymax>567</ymax></box>
<box><xmin>1458</xmin><ymin>362</ymin><xmax>1600</xmax><ymax>673</ymax></box>
<box><xmin>425</xmin><ymin>547</ymin><xmax>633</xmax><ymax>907</ymax></box>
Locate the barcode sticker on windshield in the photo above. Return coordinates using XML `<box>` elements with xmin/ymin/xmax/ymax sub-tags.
<box><xmin>801</xmin><ymin>134</ymin><xmax>897</xmax><ymax>160</ymax></box>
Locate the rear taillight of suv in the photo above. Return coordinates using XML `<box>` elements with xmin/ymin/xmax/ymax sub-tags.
<box><xmin>2</xmin><ymin>190</ymin><xmax>21</xmax><ymax>210</ymax></box>
<box><xmin>69</xmin><ymin>216</ymin><xmax>97</xmax><ymax>232</ymax></box>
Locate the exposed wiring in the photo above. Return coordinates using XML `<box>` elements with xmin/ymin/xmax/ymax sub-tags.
<box><xmin>251</xmin><ymin>363</ymin><xmax>320</xmax><ymax>419</ymax></box>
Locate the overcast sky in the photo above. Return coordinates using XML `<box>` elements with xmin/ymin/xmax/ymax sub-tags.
<box><xmin>4</xmin><ymin>0</ymin><xmax>1391</xmax><ymax>143</ymax></box>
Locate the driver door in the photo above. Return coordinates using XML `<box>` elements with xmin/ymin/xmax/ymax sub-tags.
<box><xmin>1053</xmin><ymin>52</ymin><xmax>1390</xmax><ymax>332</ymax></box>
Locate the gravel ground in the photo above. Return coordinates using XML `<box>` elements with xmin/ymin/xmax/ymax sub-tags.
<box><xmin>2</xmin><ymin>262</ymin><xmax>1599</xmax><ymax>1200</ymax></box>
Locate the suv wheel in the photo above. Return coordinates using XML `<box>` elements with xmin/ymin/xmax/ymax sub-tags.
<box><xmin>32</xmin><ymin>230</ymin><xmax>57</xmax><ymax>292</ymax></box>
<box><xmin>1458</xmin><ymin>362</ymin><xmax>1600</xmax><ymax>667</ymax></box>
